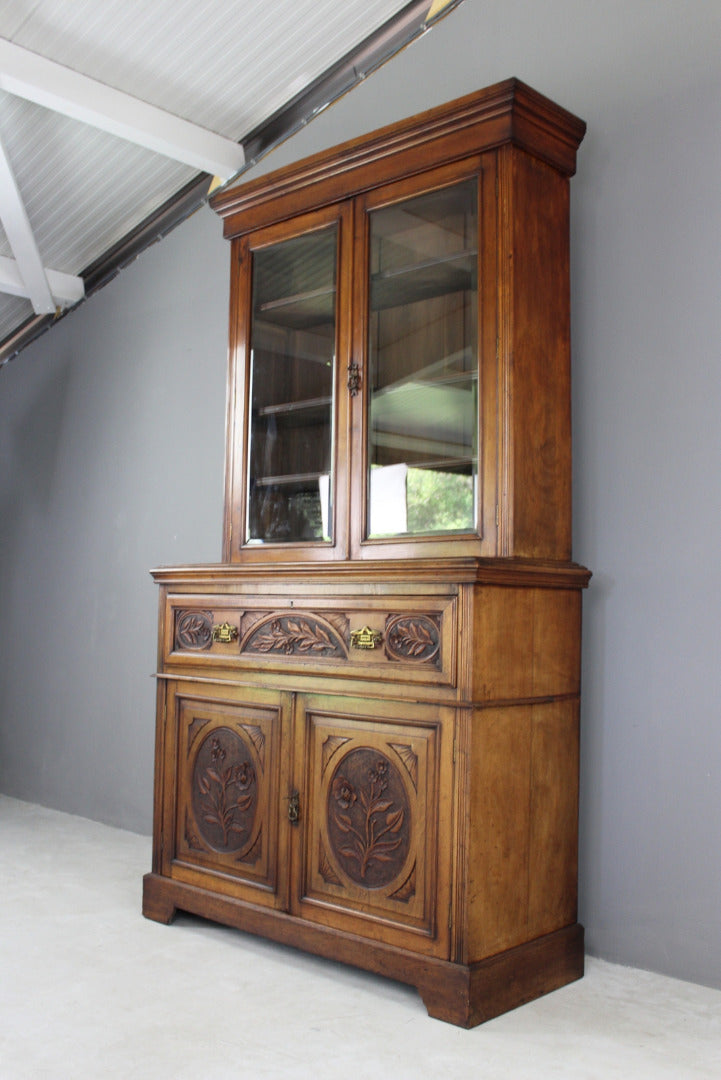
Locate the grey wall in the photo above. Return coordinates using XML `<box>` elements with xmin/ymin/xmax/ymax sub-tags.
<box><xmin>0</xmin><ymin>212</ymin><xmax>229</xmax><ymax>830</ymax></box>
<box><xmin>1</xmin><ymin>1</ymin><xmax>720</xmax><ymax>989</ymax></box>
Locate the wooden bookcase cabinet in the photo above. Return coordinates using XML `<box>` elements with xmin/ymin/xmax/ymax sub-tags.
<box><xmin>143</xmin><ymin>79</ymin><xmax>590</xmax><ymax>1027</ymax></box>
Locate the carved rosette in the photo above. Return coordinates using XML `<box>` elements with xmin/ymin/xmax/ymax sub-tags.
<box><xmin>240</xmin><ymin>612</ymin><xmax>347</xmax><ymax>658</ymax></box>
<box><xmin>326</xmin><ymin>747</ymin><xmax>411</xmax><ymax>888</ymax></box>
<box><xmin>175</xmin><ymin>609</ymin><xmax>213</xmax><ymax>651</ymax></box>
<box><xmin>384</xmin><ymin>614</ymin><xmax>440</xmax><ymax>665</ymax></box>
<box><xmin>191</xmin><ymin>728</ymin><xmax>257</xmax><ymax>854</ymax></box>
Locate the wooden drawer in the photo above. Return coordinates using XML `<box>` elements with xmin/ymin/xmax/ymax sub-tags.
<box><xmin>162</xmin><ymin>591</ymin><xmax>458</xmax><ymax>691</ymax></box>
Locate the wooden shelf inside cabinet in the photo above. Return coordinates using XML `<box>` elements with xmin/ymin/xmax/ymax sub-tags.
<box><xmin>372</xmin><ymin>454</ymin><xmax>475</xmax><ymax>472</ymax></box>
<box><xmin>253</xmin><ymin>397</ymin><xmax>332</xmax><ymax>432</ymax></box>
<box><xmin>374</xmin><ymin>349</ymin><xmax>477</xmax><ymax>390</ymax></box>
<box><xmin>370</xmin><ymin>250</ymin><xmax>477</xmax><ymax>311</ymax></box>
<box><xmin>257</xmin><ymin>286</ymin><xmax>335</xmax><ymax>329</ymax></box>
<box><xmin>253</xmin><ymin>471</ymin><xmax>327</xmax><ymax>488</ymax></box>
<box><xmin>257</xmin><ymin>396</ymin><xmax>332</xmax><ymax>418</ymax></box>
<box><xmin>146</xmin><ymin>79</ymin><xmax>590</xmax><ymax>1029</ymax></box>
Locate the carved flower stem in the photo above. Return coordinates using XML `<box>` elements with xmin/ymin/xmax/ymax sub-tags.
<box><xmin>199</xmin><ymin>746</ymin><xmax>254</xmax><ymax>847</ymax></box>
<box><xmin>361</xmin><ymin>813</ymin><xmax>398</xmax><ymax>878</ymax></box>
<box><xmin>358</xmin><ymin>768</ymin><xmax>401</xmax><ymax>878</ymax></box>
<box><xmin>216</xmin><ymin>775</ymin><xmax>238</xmax><ymax>846</ymax></box>
<box><xmin>330</xmin><ymin>757</ymin><xmax>405</xmax><ymax>880</ymax></box>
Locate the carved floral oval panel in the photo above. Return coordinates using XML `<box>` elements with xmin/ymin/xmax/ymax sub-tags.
<box><xmin>385</xmin><ymin>614</ymin><xmax>440</xmax><ymax>664</ymax></box>
<box><xmin>191</xmin><ymin>728</ymin><xmax>257</xmax><ymax>854</ymax></box>
<box><xmin>326</xmin><ymin>747</ymin><xmax>411</xmax><ymax>888</ymax></box>
<box><xmin>175</xmin><ymin>609</ymin><xmax>213</xmax><ymax>651</ymax></box>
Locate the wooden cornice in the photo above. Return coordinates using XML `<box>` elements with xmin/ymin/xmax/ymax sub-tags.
<box><xmin>211</xmin><ymin>78</ymin><xmax>586</xmax><ymax>238</ymax></box>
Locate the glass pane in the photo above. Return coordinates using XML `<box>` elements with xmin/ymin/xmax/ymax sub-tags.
<box><xmin>246</xmin><ymin>226</ymin><xmax>337</xmax><ymax>544</ymax></box>
<box><xmin>367</xmin><ymin>181</ymin><xmax>478</xmax><ymax>539</ymax></box>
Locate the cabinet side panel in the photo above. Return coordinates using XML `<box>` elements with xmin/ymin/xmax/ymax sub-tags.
<box><xmin>467</xmin><ymin>706</ymin><xmax>532</xmax><ymax>959</ymax></box>
<box><xmin>527</xmin><ymin>700</ymin><xmax>579</xmax><ymax>938</ymax></box>
<box><xmin>472</xmin><ymin>587</ymin><xmax>536</xmax><ymax>701</ymax></box>
<box><xmin>531</xmin><ymin>588</ymin><xmax>582</xmax><ymax>698</ymax></box>
<box><xmin>499</xmin><ymin>147</ymin><xmax>572</xmax><ymax>560</ymax></box>
<box><xmin>466</xmin><ymin>701</ymin><xmax>580</xmax><ymax>963</ymax></box>
<box><xmin>471</xmin><ymin>585</ymin><xmax>583</xmax><ymax>702</ymax></box>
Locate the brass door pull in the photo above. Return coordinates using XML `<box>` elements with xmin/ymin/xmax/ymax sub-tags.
<box><xmin>212</xmin><ymin>622</ymin><xmax>239</xmax><ymax>643</ymax></box>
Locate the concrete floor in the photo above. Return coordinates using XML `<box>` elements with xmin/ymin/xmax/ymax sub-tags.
<box><xmin>1</xmin><ymin>795</ymin><xmax>720</xmax><ymax>1079</ymax></box>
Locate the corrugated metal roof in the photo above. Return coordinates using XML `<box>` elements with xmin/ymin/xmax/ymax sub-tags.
<box><xmin>0</xmin><ymin>0</ymin><xmax>462</xmax><ymax>363</ymax></box>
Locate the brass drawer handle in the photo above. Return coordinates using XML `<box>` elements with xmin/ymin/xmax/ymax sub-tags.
<box><xmin>212</xmin><ymin>622</ymin><xmax>239</xmax><ymax>643</ymax></box>
<box><xmin>350</xmin><ymin>626</ymin><xmax>383</xmax><ymax>650</ymax></box>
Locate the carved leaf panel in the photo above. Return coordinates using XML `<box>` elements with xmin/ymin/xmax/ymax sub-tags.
<box><xmin>385</xmin><ymin>614</ymin><xmax>441</xmax><ymax>665</ymax></box>
<box><xmin>327</xmin><ymin>747</ymin><xmax>411</xmax><ymax>888</ymax></box>
<box><xmin>191</xmin><ymin>727</ymin><xmax>258</xmax><ymax>855</ymax></box>
<box><xmin>240</xmin><ymin>612</ymin><xmax>348</xmax><ymax>659</ymax></box>
<box><xmin>175</xmin><ymin>609</ymin><xmax>213</xmax><ymax>651</ymax></box>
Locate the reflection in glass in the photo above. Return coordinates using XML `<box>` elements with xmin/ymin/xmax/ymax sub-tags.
<box><xmin>246</xmin><ymin>227</ymin><xmax>337</xmax><ymax>544</ymax></box>
<box><xmin>367</xmin><ymin>181</ymin><xmax>478</xmax><ymax>538</ymax></box>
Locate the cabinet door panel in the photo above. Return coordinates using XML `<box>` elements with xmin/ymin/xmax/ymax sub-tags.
<box><xmin>293</xmin><ymin>697</ymin><xmax>453</xmax><ymax>957</ymax></box>
<box><xmin>163</xmin><ymin>684</ymin><xmax>288</xmax><ymax>908</ymax></box>
<box><xmin>349</xmin><ymin>158</ymin><xmax>498</xmax><ymax>561</ymax></box>
<box><xmin>225</xmin><ymin>203</ymin><xmax>352</xmax><ymax>562</ymax></box>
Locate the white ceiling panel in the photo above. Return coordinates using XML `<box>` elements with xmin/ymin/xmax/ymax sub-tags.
<box><xmin>0</xmin><ymin>0</ymin><xmax>462</xmax><ymax>362</ymax></box>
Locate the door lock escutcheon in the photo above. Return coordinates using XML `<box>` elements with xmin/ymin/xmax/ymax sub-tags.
<box><xmin>347</xmin><ymin>360</ymin><xmax>361</xmax><ymax>396</ymax></box>
<box><xmin>287</xmin><ymin>791</ymin><xmax>300</xmax><ymax>824</ymax></box>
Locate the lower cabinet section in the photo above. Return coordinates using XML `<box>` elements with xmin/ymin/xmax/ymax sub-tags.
<box><xmin>144</xmin><ymin>676</ymin><xmax>585</xmax><ymax>1026</ymax></box>
<box><xmin>144</xmin><ymin>566</ymin><xmax>589</xmax><ymax>1026</ymax></box>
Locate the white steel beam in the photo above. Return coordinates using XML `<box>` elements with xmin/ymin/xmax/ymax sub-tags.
<box><xmin>0</xmin><ymin>38</ymin><xmax>245</xmax><ymax>180</ymax></box>
<box><xmin>0</xmin><ymin>131</ymin><xmax>54</xmax><ymax>314</ymax></box>
<box><xmin>0</xmin><ymin>254</ymin><xmax>84</xmax><ymax>307</ymax></box>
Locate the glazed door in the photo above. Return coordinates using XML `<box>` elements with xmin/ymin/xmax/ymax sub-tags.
<box><xmin>291</xmin><ymin>694</ymin><xmax>454</xmax><ymax>957</ymax></box>
<box><xmin>225</xmin><ymin>202</ymin><xmax>352</xmax><ymax>562</ymax></box>
<box><xmin>350</xmin><ymin>160</ymin><xmax>499</xmax><ymax>560</ymax></box>
<box><xmin>159</xmin><ymin>681</ymin><xmax>290</xmax><ymax>909</ymax></box>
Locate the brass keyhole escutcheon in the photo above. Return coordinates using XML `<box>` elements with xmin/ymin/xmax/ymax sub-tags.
<box><xmin>287</xmin><ymin>791</ymin><xmax>300</xmax><ymax>824</ymax></box>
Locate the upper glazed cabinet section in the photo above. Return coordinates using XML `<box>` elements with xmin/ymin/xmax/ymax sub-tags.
<box><xmin>212</xmin><ymin>79</ymin><xmax>585</xmax><ymax>564</ymax></box>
